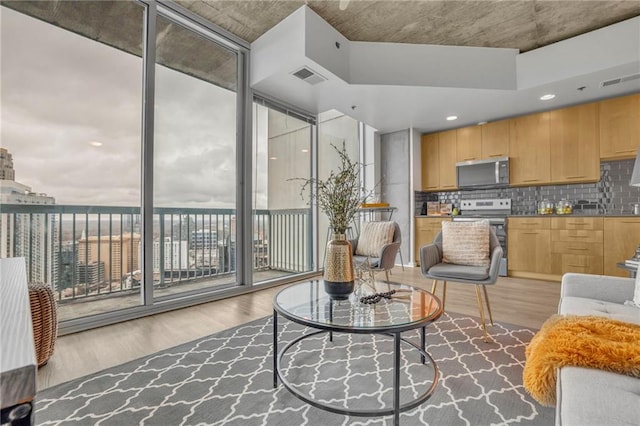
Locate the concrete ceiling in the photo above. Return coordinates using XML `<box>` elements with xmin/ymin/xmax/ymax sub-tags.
<box><xmin>179</xmin><ymin>0</ymin><xmax>640</xmax><ymax>53</ymax></box>
<box><xmin>3</xmin><ymin>0</ymin><xmax>640</xmax><ymax>134</ymax></box>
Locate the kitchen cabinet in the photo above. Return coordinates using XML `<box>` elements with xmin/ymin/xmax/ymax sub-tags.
<box><xmin>421</xmin><ymin>134</ymin><xmax>439</xmax><ymax>191</ymax></box>
<box><xmin>415</xmin><ymin>217</ymin><xmax>451</xmax><ymax>266</ymax></box>
<box><xmin>421</xmin><ymin>130</ymin><xmax>457</xmax><ymax>191</ymax></box>
<box><xmin>509</xmin><ymin>112</ymin><xmax>551</xmax><ymax>186</ymax></box>
<box><xmin>604</xmin><ymin>217</ymin><xmax>640</xmax><ymax>277</ymax></box>
<box><xmin>550</xmin><ymin>217</ymin><xmax>603</xmax><ymax>278</ymax></box>
<box><xmin>438</xmin><ymin>130</ymin><xmax>458</xmax><ymax>190</ymax></box>
<box><xmin>599</xmin><ymin>93</ymin><xmax>640</xmax><ymax>160</ymax></box>
<box><xmin>481</xmin><ymin>119</ymin><xmax>510</xmax><ymax>158</ymax></box>
<box><xmin>507</xmin><ymin>217</ymin><xmax>552</xmax><ymax>279</ymax></box>
<box><xmin>456</xmin><ymin>126</ymin><xmax>482</xmax><ymax>162</ymax></box>
<box><xmin>550</xmin><ymin>103</ymin><xmax>600</xmax><ymax>184</ymax></box>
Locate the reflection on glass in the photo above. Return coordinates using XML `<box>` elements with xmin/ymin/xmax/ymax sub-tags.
<box><xmin>153</xmin><ymin>15</ymin><xmax>238</xmax><ymax>298</ymax></box>
<box><xmin>252</xmin><ymin>102</ymin><xmax>312</xmax><ymax>283</ymax></box>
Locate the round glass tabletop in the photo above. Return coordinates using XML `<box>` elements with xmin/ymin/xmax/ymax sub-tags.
<box><xmin>273</xmin><ymin>279</ymin><xmax>442</xmax><ymax>333</ymax></box>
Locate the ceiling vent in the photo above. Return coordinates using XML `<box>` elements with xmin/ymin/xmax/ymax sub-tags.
<box><xmin>292</xmin><ymin>67</ymin><xmax>327</xmax><ymax>85</ymax></box>
<box><xmin>601</xmin><ymin>73</ymin><xmax>640</xmax><ymax>87</ymax></box>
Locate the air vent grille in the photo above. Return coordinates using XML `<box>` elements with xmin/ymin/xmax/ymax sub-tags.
<box><xmin>601</xmin><ymin>73</ymin><xmax>640</xmax><ymax>87</ymax></box>
<box><xmin>291</xmin><ymin>66</ymin><xmax>327</xmax><ymax>85</ymax></box>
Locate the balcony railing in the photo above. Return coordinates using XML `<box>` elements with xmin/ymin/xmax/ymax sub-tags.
<box><xmin>1</xmin><ymin>204</ymin><xmax>312</xmax><ymax>304</ymax></box>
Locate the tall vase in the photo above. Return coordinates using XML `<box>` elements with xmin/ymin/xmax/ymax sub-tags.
<box><xmin>324</xmin><ymin>233</ymin><xmax>355</xmax><ymax>300</ymax></box>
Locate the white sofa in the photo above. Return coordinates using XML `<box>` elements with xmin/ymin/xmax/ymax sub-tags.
<box><xmin>556</xmin><ymin>273</ymin><xmax>640</xmax><ymax>426</ymax></box>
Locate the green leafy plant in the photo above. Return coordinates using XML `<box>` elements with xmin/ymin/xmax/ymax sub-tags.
<box><xmin>292</xmin><ymin>143</ymin><xmax>374</xmax><ymax>235</ymax></box>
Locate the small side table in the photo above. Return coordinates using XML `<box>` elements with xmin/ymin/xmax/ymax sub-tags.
<box><xmin>616</xmin><ymin>262</ymin><xmax>638</xmax><ymax>278</ymax></box>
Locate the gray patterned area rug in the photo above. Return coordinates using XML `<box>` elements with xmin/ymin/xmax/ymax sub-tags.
<box><xmin>36</xmin><ymin>313</ymin><xmax>554</xmax><ymax>425</ymax></box>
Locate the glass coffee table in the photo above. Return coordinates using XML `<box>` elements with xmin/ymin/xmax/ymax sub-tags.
<box><xmin>272</xmin><ymin>279</ymin><xmax>442</xmax><ymax>426</ymax></box>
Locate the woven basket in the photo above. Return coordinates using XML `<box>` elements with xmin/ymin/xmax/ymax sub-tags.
<box><xmin>28</xmin><ymin>283</ymin><xmax>58</xmax><ymax>367</ymax></box>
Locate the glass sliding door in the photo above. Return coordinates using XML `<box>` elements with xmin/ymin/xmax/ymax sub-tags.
<box><xmin>0</xmin><ymin>2</ymin><xmax>145</xmax><ymax>322</ymax></box>
<box><xmin>252</xmin><ymin>101</ymin><xmax>313</xmax><ymax>283</ymax></box>
<box><xmin>152</xmin><ymin>13</ymin><xmax>238</xmax><ymax>299</ymax></box>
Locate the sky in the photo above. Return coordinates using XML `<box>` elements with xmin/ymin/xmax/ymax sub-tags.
<box><xmin>1</xmin><ymin>6</ymin><xmax>255</xmax><ymax>208</ymax></box>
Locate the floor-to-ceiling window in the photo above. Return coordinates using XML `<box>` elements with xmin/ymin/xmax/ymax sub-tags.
<box><xmin>0</xmin><ymin>2</ymin><xmax>145</xmax><ymax>322</ymax></box>
<box><xmin>252</xmin><ymin>99</ymin><xmax>314</xmax><ymax>283</ymax></box>
<box><xmin>152</xmin><ymin>12</ymin><xmax>239</xmax><ymax>299</ymax></box>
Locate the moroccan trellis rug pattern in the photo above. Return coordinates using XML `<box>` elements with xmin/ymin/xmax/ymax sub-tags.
<box><xmin>36</xmin><ymin>313</ymin><xmax>554</xmax><ymax>425</ymax></box>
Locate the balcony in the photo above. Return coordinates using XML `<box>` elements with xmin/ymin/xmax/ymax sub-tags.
<box><xmin>1</xmin><ymin>204</ymin><xmax>312</xmax><ymax>322</ymax></box>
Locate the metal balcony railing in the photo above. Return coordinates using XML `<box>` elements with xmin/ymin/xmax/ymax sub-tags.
<box><xmin>1</xmin><ymin>204</ymin><xmax>312</xmax><ymax>303</ymax></box>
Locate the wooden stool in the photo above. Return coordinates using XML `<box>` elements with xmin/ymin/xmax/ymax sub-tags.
<box><xmin>28</xmin><ymin>283</ymin><xmax>58</xmax><ymax>367</ymax></box>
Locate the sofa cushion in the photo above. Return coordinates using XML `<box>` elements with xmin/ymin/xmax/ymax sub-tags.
<box><xmin>560</xmin><ymin>296</ymin><xmax>640</xmax><ymax>325</ymax></box>
<box><xmin>557</xmin><ymin>366</ymin><xmax>640</xmax><ymax>426</ymax></box>
<box><xmin>441</xmin><ymin>220</ymin><xmax>490</xmax><ymax>267</ymax></box>
<box><xmin>355</xmin><ymin>221</ymin><xmax>394</xmax><ymax>257</ymax></box>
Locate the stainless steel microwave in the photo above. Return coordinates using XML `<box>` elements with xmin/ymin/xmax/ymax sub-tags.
<box><xmin>456</xmin><ymin>157</ymin><xmax>509</xmax><ymax>189</ymax></box>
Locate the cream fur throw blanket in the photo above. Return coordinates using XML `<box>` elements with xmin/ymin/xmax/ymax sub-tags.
<box><xmin>523</xmin><ymin>315</ymin><xmax>640</xmax><ymax>406</ymax></box>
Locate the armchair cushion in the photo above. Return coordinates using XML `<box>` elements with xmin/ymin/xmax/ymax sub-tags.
<box><xmin>428</xmin><ymin>263</ymin><xmax>490</xmax><ymax>281</ymax></box>
<box><xmin>355</xmin><ymin>221</ymin><xmax>395</xmax><ymax>257</ymax></box>
<box><xmin>441</xmin><ymin>221</ymin><xmax>490</xmax><ymax>267</ymax></box>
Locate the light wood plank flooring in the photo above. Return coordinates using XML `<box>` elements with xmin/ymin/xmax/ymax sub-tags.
<box><xmin>38</xmin><ymin>266</ymin><xmax>561</xmax><ymax>390</ymax></box>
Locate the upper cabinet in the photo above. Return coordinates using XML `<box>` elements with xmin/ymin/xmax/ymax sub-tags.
<box><xmin>456</xmin><ymin>126</ymin><xmax>482</xmax><ymax>162</ymax></box>
<box><xmin>421</xmin><ymin>133</ymin><xmax>440</xmax><ymax>191</ymax></box>
<box><xmin>481</xmin><ymin>120</ymin><xmax>509</xmax><ymax>158</ymax></box>
<box><xmin>438</xmin><ymin>130</ymin><xmax>458</xmax><ymax>190</ymax></box>
<box><xmin>420</xmin><ymin>130</ymin><xmax>457</xmax><ymax>191</ymax></box>
<box><xmin>509</xmin><ymin>112</ymin><xmax>551</xmax><ymax>186</ymax></box>
<box><xmin>599</xmin><ymin>93</ymin><xmax>640</xmax><ymax>160</ymax></box>
<box><xmin>550</xmin><ymin>103</ymin><xmax>600</xmax><ymax>184</ymax></box>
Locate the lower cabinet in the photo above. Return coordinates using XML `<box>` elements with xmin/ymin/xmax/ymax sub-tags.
<box><xmin>507</xmin><ymin>217</ymin><xmax>552</xmax><ymax>279</ymax></box>
<box><xmin>550</xmin><ymin>217</ymin><xmax>603</xmax><ymax>278</ymax></box>
<box><xmin>415</xmin><ymin>217</ymin><xmax>451</xmax><ymax>266</ymax></box>
<box><xmin>604</xmin><ymin>217</ymin><xmax>640</xmax><ymax>277</ymax></box>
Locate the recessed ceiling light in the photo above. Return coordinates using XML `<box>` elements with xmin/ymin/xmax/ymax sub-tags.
<box><xmin>269</xmin><ymin>156</ymin><xmax>278</xmax><ymax>160</ymax></box>
<box><xmin>446</xmin><ymin>115</ymin><xmax>458</xmax><ymax>121</ymax></box>
<box><xmin>301</xmin><ymin>149</ymin><xmax>309</xmax><ymax>153</ymax></box>
<box><xmin>540</xmin><ymin>94</ymin><xmax>556</xmax><ymax>100</ymax></box>
<box><xmin>477</xmin><ymin>121</ymin><xmax>488</xmax><ymax>126</ymax></box>
<box><xmin>89</xmin><ymin>141</ymin><xmax>103</xmax><ymax>147</ymax></box>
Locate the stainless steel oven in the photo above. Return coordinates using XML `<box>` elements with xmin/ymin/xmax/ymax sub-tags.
<box><xmin>452</xmin><ymin>199</ymin><xmax>511</xmax><ymax>276</ymax></box>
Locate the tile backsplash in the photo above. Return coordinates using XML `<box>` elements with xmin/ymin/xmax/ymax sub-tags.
<box><xmin>415</xmin><ymin>159</ymin><xmax>640</xmax><ymax>215</ymax></box>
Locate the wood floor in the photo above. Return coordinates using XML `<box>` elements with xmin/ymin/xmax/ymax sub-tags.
<box><xmin>38</xmin><ymin>266</ymin><xmax>561</xmax><ymax>391</ymax></box>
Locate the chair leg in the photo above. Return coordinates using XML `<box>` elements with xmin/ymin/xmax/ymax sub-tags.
<box><xmin>385</xmin><ymin>269</ymin><xmax>390</xmax><ymax>282</ymax></box>
<box><xmin>442</xmin><ymin>281</ymin><xmax>447</xmax><ymax>312</ymax></box>
<box><xmin>482</xmin><ymin>285</ymin><xmax>494</xmax><ymax>326</ymax></box>
<box><xmin>430</xmin><ymin>280</ymin><xmax>437</xmax><ymax>294</ymax></box>
<box><xmin>475</xmin><ymin>285</ymin><xmax>490</xmax><ymax>343</ymax></box>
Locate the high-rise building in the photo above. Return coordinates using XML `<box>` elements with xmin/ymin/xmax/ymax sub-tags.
<box><xmin>77</xmin><ymin>233</ymin><xmax>141</xmax><ymax>282</ymax></box>
<box><xmin>152</xmin><ymin>237</ymin><xmax>188</xmax><ymax>272</ymax></box>
<box><xmin>0</xmin><ymin>148</ymin><xmax>15</xmax><ymax>180</ymax></box>
<box><xmin>77</xmin><ymin>261</ymin><xmax>106</xmax><ymax>287</ymax></box>
<box><xmin>0</xmin><ymin>148</ymin><xmax>57</xmax><ymax>284</ymax></box>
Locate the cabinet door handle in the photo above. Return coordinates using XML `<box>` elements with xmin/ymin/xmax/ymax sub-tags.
<box><xmin>462</xmin><ymin>157</ymin><xmax>476</xmax><ymax>161</ymax></box>
<box><xmin>522</xmin><ymin>232</ymin><xmax>539</xmax><ymax>235</ymax></box>
<box><xmin>568</xmin><ymin>235</ymin><xmax>589</xmax><ymax>238</ymax></box>
<box><xmin>442</xmin><ymin>185</ymin><xmax>456</xmax><ymax>188</ymax></box>
<box><xmin>425</xmin><ymin>186</ymin><xmax>438</xmax><ymax>189</ymax></box>
<box><xmin>567</xmin><ymin>222</ymin><xmax>586</xmax><ymax>225</ymax></box>
<box><xmin>522</xmin><ymin>179</ymin><xmax>540</xmax><ymax>182</ymax></box>
<box><xmin>566</xmin><ymin>175</ymin><xmax>586</xmax><ymax>179</ymax></box>
<box><xmin>568</xmin><ymin>264</ymin><xmax>587</xmax><ymax>268</ymax></box>
<box><xmin>568</xmin><ymin>247</ymin><xmax>588</xmax><ymax>251</ymax></box>
<box><xmin>488</xmin><ymin>154</ymin><xmax>504</xmax><ymax>157</ymax></box>
<box><xmin>615</xmin><ymin>150</ymin><xmax>635</xmax><ymax>154</ymax></box>
<box><xmin>620</xmin><ymin>221</ymin><xmax>640</xmax><ymax>224</ymax></box>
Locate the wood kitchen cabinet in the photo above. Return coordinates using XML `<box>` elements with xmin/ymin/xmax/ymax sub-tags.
<box><xmin>438</xmin><ymin>130</ymin><xmax>458</xmax><ymax>190</ymax></box>
<box><xmin>481</xmin><ymin>119</ymin><xmax>510</xmax><ymax>158</ymax></box>
<box><xmin>415</xmin><ymin>217</ymin><xmax>451</xmax><ymax>266</ymax></box>
<box><xmin>550</xmin><ymin>217</ymin><xmax>603</xmax><ymax>278</ymax></box>
<box><xmin>421</xmin><ymin>134</ymin><xmax>439</xmax><ymax>191</ymax></box>
<box><xmin>604</xmin><ymin>217</ymin><xmax>640</xmax><ymax>277</ymax></box>
<box><xmin>550</xmin><ymin>103</ymin><xmax>600</xmax><ymax>184</ymax></box>
<box><xmin>599</xmin><ymin>93</ymin><xmax>640</xmax><ymax>160</ymax></box>
<box><xmin>421</xmin><ymin>130</ymin><xmax>457</xmax><ymax>191</ymax></box>
<box><xmin>456</xmin><ymin>126</ymin><xmax>482</xmax><ymax>162</ymax></box>
<box><xmin>507</xmin><ymin>217</ymin><xmax>553</xmax><ymax>279</ymax></box>
<box><xmin>509</xmin><ymin>112</ymin><xmax>551</xmax><ymax>186</ymax></box>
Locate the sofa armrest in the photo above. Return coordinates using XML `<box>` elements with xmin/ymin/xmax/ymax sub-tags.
<box><xmin>561</xmin><ymin>273</ymin><xmax>635</xmax><ymax>305</ymax></box>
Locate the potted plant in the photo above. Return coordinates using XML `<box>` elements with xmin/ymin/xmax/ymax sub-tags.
<box><xmin>293</xmin><ymin>142</ymin><xmax>373</xmax><ymax>299</ymax></box>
